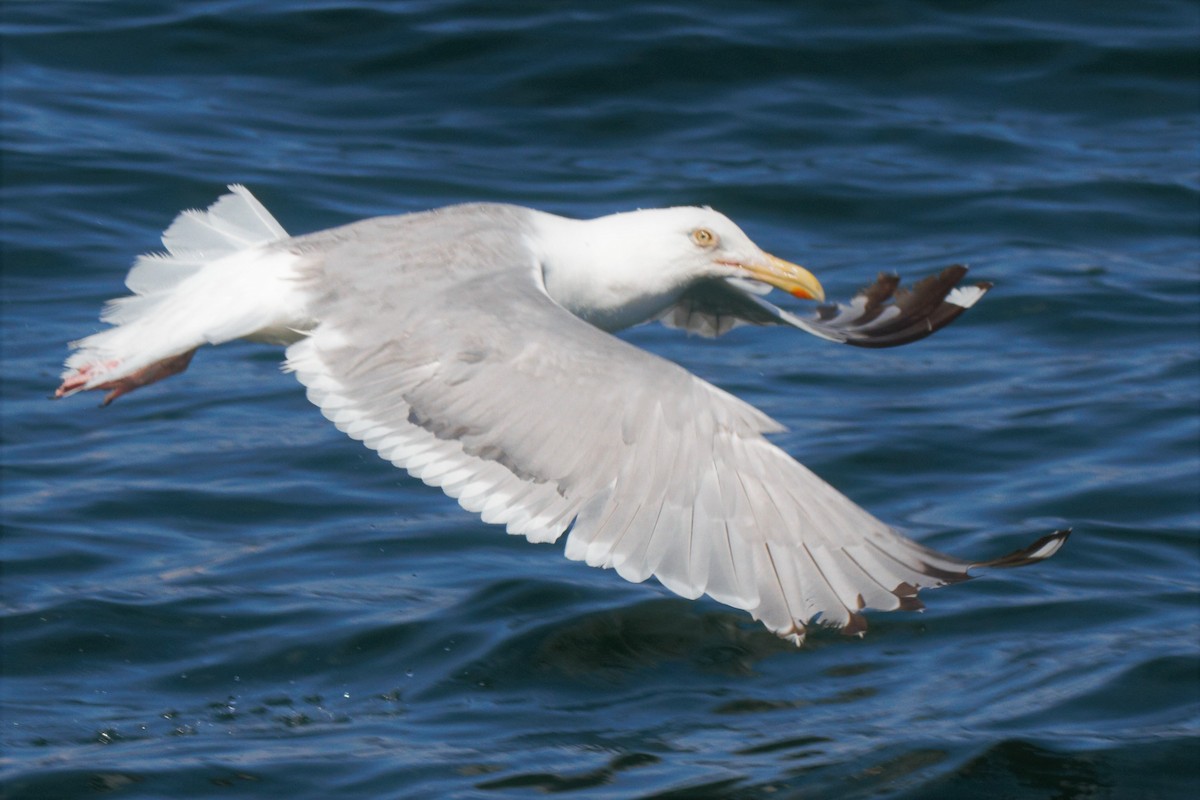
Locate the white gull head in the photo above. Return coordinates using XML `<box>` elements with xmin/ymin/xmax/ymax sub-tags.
<box><xmin>529</xmin><ymin>206</ymin><xmax>824</xmax><ymax>332</ymax></box>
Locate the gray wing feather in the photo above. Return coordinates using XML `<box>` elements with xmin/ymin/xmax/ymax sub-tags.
<box><xmin>283</xmin><ymin>206</ymin><xmax>1063</xmax><ymax>643</ymax></box>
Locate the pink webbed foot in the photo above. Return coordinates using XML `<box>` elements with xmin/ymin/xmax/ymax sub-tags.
<box><xmin>56</xmin><ymin>349</ymin><xmax>197</xmax><ymax>406</ymax></box>
<box><xmin>54</xmin><ymin>359</ymin><xmax>120</xmax><ymax>399</ymax></box>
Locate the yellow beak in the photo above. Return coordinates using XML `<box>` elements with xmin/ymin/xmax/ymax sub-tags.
<box><xmin>737</xmin><ymin>253</ymin><xmax>825</xmax><ymax>302</ymax></box>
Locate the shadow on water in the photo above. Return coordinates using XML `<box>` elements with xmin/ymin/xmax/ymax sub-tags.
<box><xmin>902</xmin><ymin>738</ymin><xmax>1200</xmax><ymax>800</ymax></box>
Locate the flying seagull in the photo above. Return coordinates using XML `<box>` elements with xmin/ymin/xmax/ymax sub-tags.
<box><xmin>55</xmin><ymin>185</ymin><xmax>1068</xmax><ymax>644</ymax></box>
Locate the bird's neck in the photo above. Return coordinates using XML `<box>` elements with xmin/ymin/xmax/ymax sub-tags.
<box><xmin>529</xmin><ymin>212</ymin><xmax>691</xmax><ymax>332</ymax></box>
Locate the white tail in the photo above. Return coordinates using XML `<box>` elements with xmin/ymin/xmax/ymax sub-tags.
<box><xmin>58</xmin><ymin>185</ymin><xmax>309</xmax><ymax>404</ymax></box>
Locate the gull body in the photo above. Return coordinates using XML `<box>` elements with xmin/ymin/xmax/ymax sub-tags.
<box><xmin>56</xmin><ymin>186</ymin><xmax>1067</xmax><ymax>645</ymax></box>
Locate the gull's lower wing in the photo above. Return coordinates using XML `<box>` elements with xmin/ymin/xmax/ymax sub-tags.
<box><xmin>284</xmin><ymin>210</ymin><xmax>1062</xmax><ymax>645</ymax></box>
<box><xmin>663</xmin><ymin>265</ymin><xmax>992</xmax><ymax>348</ymax></box>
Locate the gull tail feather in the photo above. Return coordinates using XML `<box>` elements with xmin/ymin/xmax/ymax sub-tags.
<box><xmin>56</xmin><ymin>186</ymin><xmax>307</xmax><ymax>405</ymax></box>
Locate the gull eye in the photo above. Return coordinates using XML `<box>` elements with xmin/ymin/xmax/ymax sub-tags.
<box><xmin>691</xmin><ymin>228</ymin><xmax>718</xmax><ymax>248</ymax></box>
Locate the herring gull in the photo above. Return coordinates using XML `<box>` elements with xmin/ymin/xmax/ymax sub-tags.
<box><xmin>55</xmin><ymin>185</ymin><xmax>1069</xmax><ymax>644</ymax></box>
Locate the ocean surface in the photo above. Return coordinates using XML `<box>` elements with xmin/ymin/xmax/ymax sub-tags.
<box><xmin>2</xmin><ymin>2</ymin><xmax>1198</xmax><ymax>798</ymax></box>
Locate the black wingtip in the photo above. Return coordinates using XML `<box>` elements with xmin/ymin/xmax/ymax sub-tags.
<box><xmin>974</xmin><ymin>528</ymin><xmax>1072</xmax><ymax>569</ymax></box>
<box><xmin>940</xmin><ymin>263</ymin><xmax>969</xmax><ymax>283</ymax></box>
<box><xmin>811</xmin><ymin>264</ymin><xmax>991</xmax><ymax>349</ymax></box>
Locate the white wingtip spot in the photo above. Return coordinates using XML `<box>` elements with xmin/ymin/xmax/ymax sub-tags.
<box><xmin>946</xmin><ymin>285</ymin><xmax>988</xmax><ymax>309</ymax></box>
<box><xmin>1027</xmin><ymin>532</ymin><xmax>1069</xmax><ymax>560</ymax></box>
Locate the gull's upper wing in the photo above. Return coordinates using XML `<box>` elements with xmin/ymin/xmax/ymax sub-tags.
<box><xmin>661</xmin><ymin>266</ymin><xmax>992</xmax><ymax>348</ymax></box>
<box><xmin>284</xmin><ymin>207</ymin><xmax>1064</xmax><ymax>643</ymax></box>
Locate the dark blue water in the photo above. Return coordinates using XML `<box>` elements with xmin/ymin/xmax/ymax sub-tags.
<box><xmin>3</xmin><ymin>2</ymin><xmax>1198</xmax><ymax>798</ymax></box>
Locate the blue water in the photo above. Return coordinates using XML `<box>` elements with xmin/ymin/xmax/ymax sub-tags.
<box><xmin>2</xmin><ymin>2</ymin><xmax>1198</xmax><ymax>798</ymax></box>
